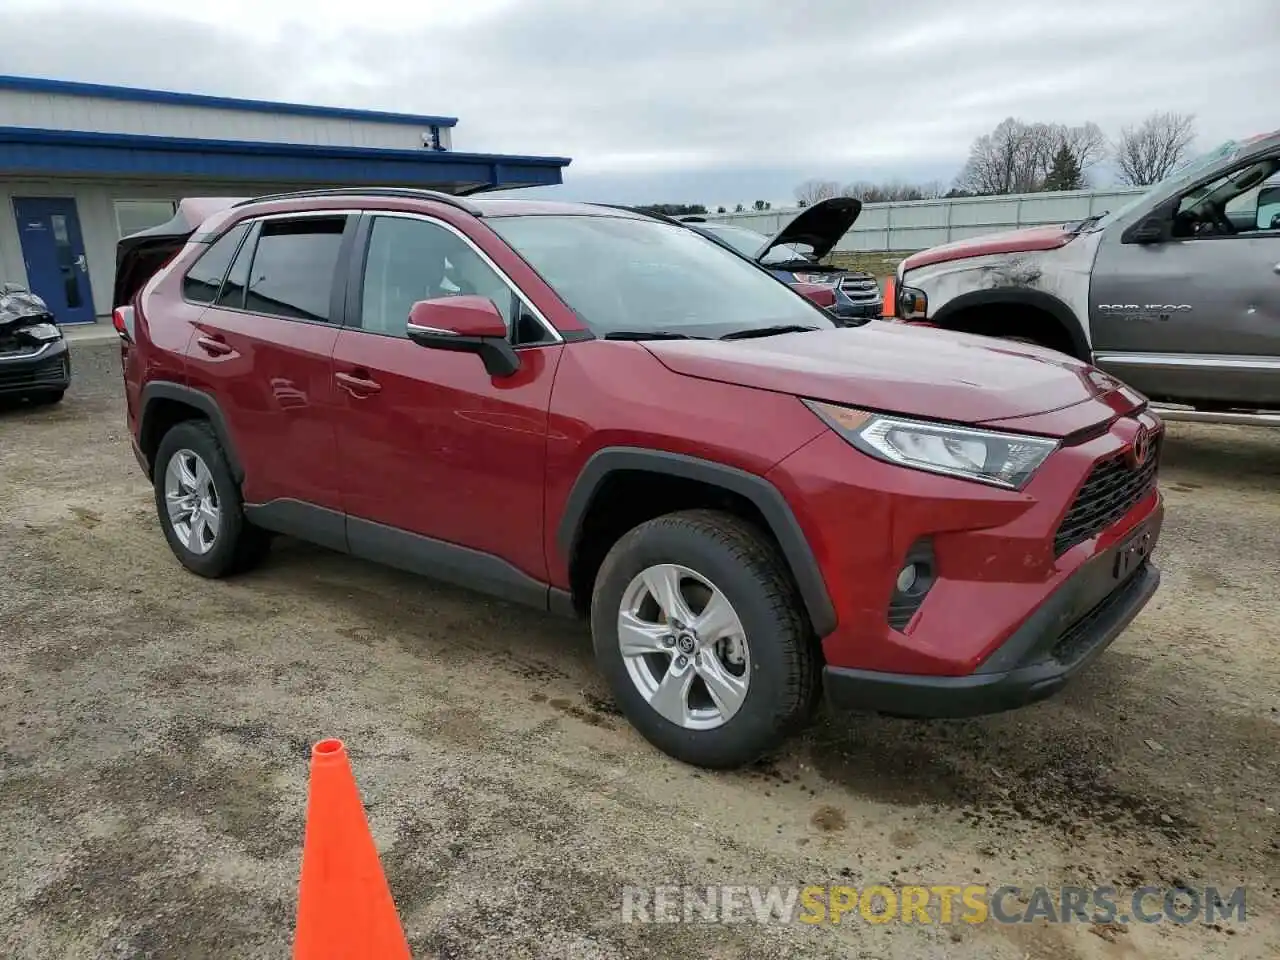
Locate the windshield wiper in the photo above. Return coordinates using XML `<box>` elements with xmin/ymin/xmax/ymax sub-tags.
<box><xmin>720</xmin><ymin>325</ymin><xmax>820</xmax><ymax>340</ymax></box>
<box><xmin>603</xmin><ymin>330</ymin><xmax>708</xmax><ymax>341</ymax></box>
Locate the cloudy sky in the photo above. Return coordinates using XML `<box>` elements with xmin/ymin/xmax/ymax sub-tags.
<box><xmin>3</xmin><ymin>0</ymin><xmax>1276</xmax><ymax>206</ymax></box>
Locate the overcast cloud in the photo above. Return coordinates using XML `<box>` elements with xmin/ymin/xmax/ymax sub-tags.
<box><xmin>3</xmin><ymin>0</ymin><xmax>1277</xmax><ymax>205</ymax></box>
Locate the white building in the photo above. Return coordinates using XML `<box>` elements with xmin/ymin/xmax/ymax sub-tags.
<box><xmin>0</xmin><ymin>75</ymin><xmax>570</xmax><ymax>324</ymax></box>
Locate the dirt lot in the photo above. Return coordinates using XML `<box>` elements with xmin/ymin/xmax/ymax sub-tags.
<box><xmin>1</xmin><ymin>338</ymin><xmax>1277</xmax><ymax>959</ymax></box>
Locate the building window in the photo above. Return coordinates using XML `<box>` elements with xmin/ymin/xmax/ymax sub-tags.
<box><xmin>114</xmin><ymin>200</ymin><xmax>177</xmax><ymax>239</ymax></box>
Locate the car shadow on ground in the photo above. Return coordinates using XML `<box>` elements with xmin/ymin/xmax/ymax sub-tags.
<box><xmin>1158</xmin><ymin>423</ymin><xmax>1280</xmax><ymax>488</ymax></box>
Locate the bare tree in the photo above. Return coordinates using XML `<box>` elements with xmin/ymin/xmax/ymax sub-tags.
<box><xmin>956</xmin><ymin>118</ymin><xmax>1052</xmax><ymax>194</ymax></box>
<box><xmin>842</xmin><ymin>180</ymin><xmax>945</xmax><ymax>203</ymax></box>
<box><xmin>1114</xmin><ymin>112</ymin><xmax>1197</xmax><ymax>186</ymax></box>
<box><xmin>1057</xmin><ymin>122</ymin><xmax>1106</xmax><ymax>174</ymax></box>
<box><xmin>956</xmin><ymin>118</ymin><xmax>1108</xmax><ymax>194</ymax></box>
<box><xmin>794</xmin><ymin>179</ymin><xmax>840</xmax><ymax>206</ymax></box>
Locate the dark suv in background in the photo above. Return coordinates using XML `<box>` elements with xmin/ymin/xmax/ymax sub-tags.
<box><xmin>681</xmin><ymin>198</ymin><xmax>883</xmax><ymax>322</ymax></box>
<box><xmin>113</xmin><ymin>188</ymin><xmax>1163</xmax><ymax>769</ymax></box>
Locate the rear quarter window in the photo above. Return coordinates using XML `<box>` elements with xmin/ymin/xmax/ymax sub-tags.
<box><xmin>182</xmin><ymin>224</ymin><xmax>249</xmax><ymax>304</ymax></box>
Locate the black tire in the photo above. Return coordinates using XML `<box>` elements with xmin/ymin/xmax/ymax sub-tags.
<box><xmin>153</xmin><ymin>420</ymin><xmax>269</xmax><ymax>578</ymax></box>
<box><xmin>29</xmin><ymin>389</ymin><xmax>64</xmax><ymax>405</ymax></box>
<box><xmin>591</xmin><ymin>509</ymin><xmax>819</xmax><ymax>769</ymax></box>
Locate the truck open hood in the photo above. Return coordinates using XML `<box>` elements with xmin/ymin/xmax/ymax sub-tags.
<box><xmin>644</xmin><ymin>323</ymin><xmax>1141</xmax><ymax>435</ymax></box>
<box><xmin>902</xmin><ymin>225</ymin><xmax>1075</xmax><ymax>271</ymax></box>
<box><xmin>755</xmin><ymin>197</ymin><xmax>862</xmax><ymax>262</ymax></box>
<box><xmin>114</xmin><ymin>197</ymin><xmax>246</xmax><ymax>307</ymax></box>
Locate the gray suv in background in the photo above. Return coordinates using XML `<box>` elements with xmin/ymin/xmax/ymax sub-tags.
<box><xmin>895</xmin><ymin>131</ymin><xmax>1280</xmax><ymax>426</ymax></box>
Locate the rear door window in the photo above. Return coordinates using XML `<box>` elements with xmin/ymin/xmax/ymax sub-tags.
<box><xmin>243</xmin><ymin>217</ymin><xmax>347</xmax><ymax>322</ymax></box>
<box><xmin>182</xmin><ymin>224</ymin><xmax>248</xmax><ymax>303</ymax></box>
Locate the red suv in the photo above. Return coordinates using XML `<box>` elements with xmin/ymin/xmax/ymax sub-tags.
<box><xmin>114</xmin><ymin>188</ymin><xmax>1164</xmax><ymax>768</ymax></box>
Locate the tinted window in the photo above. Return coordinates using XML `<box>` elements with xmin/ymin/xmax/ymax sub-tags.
<box><xmin>359</xmin><ymin>216</ymin><xmax>529</xmax><ymax>340</ymax></box>
<box><xmin>183</xmin><ymin>224</ymin><xmax>248</xmax><ymax>304</ymax></box>
<box><xmin>216</xmin><ymin>223</ymin><xmax>256</xmax><ymax>309</ymax></box>
<box><xmin>488</xmin><ymin>215</ymin><xmax>833</xmax><ymax>337</ymax></box>
<box><xmin>243</xmin><ymin>217</ymin><xmax>346</xmax><ymax>322</ymax></box>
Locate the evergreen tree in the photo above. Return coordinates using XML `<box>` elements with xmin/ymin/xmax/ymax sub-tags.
<box><xmin>1043</xmin><ymin>144</ymin><xmax>1084</xmax><ymax>191</ymax></box>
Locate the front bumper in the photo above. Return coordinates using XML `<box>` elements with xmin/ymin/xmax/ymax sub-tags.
<box><xmin>830</xmin><ymin>299</ymin><xmax>882</xmax><ymax>321</ymax></box>
<box><xmin>823</xmin><ymin>516</ymin><xmax>1162</xmax><ymax>718</ymax></box>
<box><xmin>0</xmin><ymin>339</ymin><xmax>71</xmax><ymax>396</ymax></box>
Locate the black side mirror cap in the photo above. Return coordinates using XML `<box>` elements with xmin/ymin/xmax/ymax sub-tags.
<box><xmin>1122</xmin><ymin>215</ymin><xmax>1169</xmax><ymax>245</ymax></box>
<box><xmin>408</xmin><ymin>325</ymin><xmax>521</xmax><ymax>378</ymax></box>
<box><xmin>1121</xmin><ymin>198</ymin><xmax>1177</xmax><ymax>245</ymax></box>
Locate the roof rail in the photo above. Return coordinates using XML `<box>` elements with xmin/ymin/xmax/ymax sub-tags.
<box><xmin>598</xmin><ymin>204</ymin><xmax>691</xmax><ymax>227</ymax></box>
<box><xmin>232</xmin><ymin>187</ymin><xmax>484</xmax><ymax>215</ymax></box>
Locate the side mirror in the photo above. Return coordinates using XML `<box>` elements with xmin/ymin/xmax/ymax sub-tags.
<box><xmin>792</xmin><ymin>281</ymin><xmax>837</xmax><ymax>309</ymax></box>
<box><xmin>1256</xmin><ymin>185</ymin><xmax>1280</xmax><ymax>231</ymax></box>
<box><xmin>1123</xmin><ymin>214</ymin><xmax>1170</xmax><ymax>245</ymax></box>
<box><xmin>406</xmin><ymin>296</ymin><xmax>519</xmax><ymax>378</ymax></box>
<box><xmin>1121</xmin><ymin>197</ymin><xmax>1177</xmax><ymax>245</ymax></box>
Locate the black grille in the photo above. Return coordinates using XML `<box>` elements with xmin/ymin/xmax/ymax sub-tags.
<box><xmin>0</xmin><ymin>354</ymin><xmax>67</xmax><ymax>391</ymax></box>
<box><xmin>1050</xmin><ymin>562</ymin><xmax>1150</xmax><ymax>665</ymax></box>
<box><xmin>1054</xmin><ymin>440</ymin><xmax>1160</xmax><ymax>557</ymax></box>
<box><xmin>839</xmin><ymin>276</ymin><xmax>879</xmax><ymax>300</ymax></box>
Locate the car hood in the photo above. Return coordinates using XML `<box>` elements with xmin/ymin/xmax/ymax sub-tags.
<box><xmin>644</xmin><ymin>323</ymin><xmax>1140</xmax><ymax>434</ymax></box>
<box><xmin>902</xmin><ymin>225</ymin><xmax>1075</xmax><ymax>271</ymax></box>
<box><xmin>756</xmin><ymin>197</ymin><xmax>862</xmax><ymax>262</ymax></box>
<box><xmin>0</xmin><ymin>284</ymin><xmax>52</xmax><ymax>327</ymax></box>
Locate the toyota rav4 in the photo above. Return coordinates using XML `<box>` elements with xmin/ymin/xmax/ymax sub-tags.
<box><xmin>114</xmin><ymin>188</ymin><xmax>1164</xmax><ymax>768</ymax></box>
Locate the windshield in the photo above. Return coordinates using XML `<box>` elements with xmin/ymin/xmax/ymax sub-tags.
<box><xmin>488</xmin><ymin>215</ymin><xmax>834</xmax><ymax>337</ymax></box>
<box><xmin>1095</xmin><ymin>140</ymin><xmax>1251</xmax><ymax>229</ymax></box>
<box><xmin>698</xmin><ymin>224</ymin><xmax>814</xmax><ymax>265</ymax></box>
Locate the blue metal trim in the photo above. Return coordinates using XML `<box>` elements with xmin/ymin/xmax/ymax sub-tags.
<box><xmin>0</xmin><ymin>127</ymin><xmax>569</xmax><ymax>188</ymax></box>
<box><xmin>0</xmin><ymin>74</ymin><xmax>459</xmax><ymax>128</ymax></box>
<box><xmin>0</xmin><ymin>127</ymin><xmax>569</xmax><ymax>166</ymax></box>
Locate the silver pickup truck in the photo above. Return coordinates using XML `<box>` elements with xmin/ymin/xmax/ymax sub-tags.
<box><xmin>894</xmin><ymin>131</ymin><xmax>1280</xmax><ymax>425</ymax></box>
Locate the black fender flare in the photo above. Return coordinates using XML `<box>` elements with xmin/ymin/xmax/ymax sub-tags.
<box><xmin>930</xmin><ymin>287</ymin><xmax>1090</xmax><ymax>360</ymax></box>
<box><xmin>139</xmin><ymin>381</ymin><xmax>244</xmax><ymax>482</ymax></box>
<box><xmin>557</xmin><ymin>447</ymin><xmax>837</xmax><ymax>637</ymax></box>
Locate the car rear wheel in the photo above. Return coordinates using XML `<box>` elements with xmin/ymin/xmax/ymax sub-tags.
<box><xmin>154</xmin><ymin>420</ymin><xmax>269</xmax><ymax>578</ymax></box>
<box><xmin>591</xmin><ymin>509</ymin><xmax>819</xmax><ymax>768</ymax></box>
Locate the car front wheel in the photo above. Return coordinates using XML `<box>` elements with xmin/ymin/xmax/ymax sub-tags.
<box><xmin>591</xmin><ymin>509</ymin><xmax>819</xmax><ymax>768</ymax></box>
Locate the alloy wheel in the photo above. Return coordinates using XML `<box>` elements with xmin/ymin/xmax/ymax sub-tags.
<box><xmin>617</xmin><ymin>563</ymin><xmax>751</xmax><ymax>730</ymax></box>
<box><xmin>163</xmin><ymin>448</ymin><xmax>220</xmax><ymax>555</ymax></box>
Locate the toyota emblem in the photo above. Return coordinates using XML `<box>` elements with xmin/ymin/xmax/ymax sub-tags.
<box><xmin>1130</xmin><ymin>425</ymin><xmax>1151</xmax><ymax>467</ymax></box>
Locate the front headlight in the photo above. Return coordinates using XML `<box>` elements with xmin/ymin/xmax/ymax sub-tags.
<box><xmin>22</xmin><ymin>322</ymin><xmax>61</xmax><ymax>341</ymax></box>
<box><xmin>791</xmin><ymin>272</ymin><xmax>838</xmax><ymax>286</ymax></box>
<box><xmin>805</xmin><ymin>401</ymin><xmax>1059</xmax><ymax>489</ymax></box>
<box><xmin>897</xmin><ymin>286</ymin><xmax>928</xmax><ymax>320</ymax></box>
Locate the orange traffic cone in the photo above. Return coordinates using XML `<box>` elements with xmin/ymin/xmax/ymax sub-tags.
<box><xmin>294</xmin><ymin>739</ymin><xmax>411</xmax><ymax>960</ymax></box>
<box><xmin>881</xmin><ymin>276</ymin><xmax>896</xmax><ymax>317</ymax></box>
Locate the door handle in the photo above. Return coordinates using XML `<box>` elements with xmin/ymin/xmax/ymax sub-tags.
<box><xmin>75</xmin><ymin>254</ymin><xmax>88</xmax><ymax>272</ymax></box>
<box><xmin>1273</xmin><ymin>262</ymin><xmax>1280</xmax><ymax>274</ymax></box>
<box><xmin>195</xmin><ymin>335</ymin><xmax>232</xmax><ymax>357</ymax></box>
<box><xmin>335</xmin><ymin>371</ymin><xmax>382</xmax><ymax>396</ymax></box>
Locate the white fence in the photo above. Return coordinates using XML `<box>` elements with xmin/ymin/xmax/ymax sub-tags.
<box><xmin>700</xmin><ymin>187</ymin><xmax>1146</xmax><ymax>252</ymax></box>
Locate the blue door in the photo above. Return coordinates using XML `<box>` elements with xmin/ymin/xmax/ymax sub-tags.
<box><xmin>12</xmin><ymin>198</ymin><xmax>96</xmax><ymax>325</ymax></box>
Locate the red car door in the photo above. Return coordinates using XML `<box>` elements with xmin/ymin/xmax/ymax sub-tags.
<box><xmin>331</xmin><ymin>212</ymin><xmax>563</xmax><ymax>591</ymax></box>
<box><xmin>182</xmin><ymin>215</ymin><xmax>350</xmax><ymax>527</ymax></box>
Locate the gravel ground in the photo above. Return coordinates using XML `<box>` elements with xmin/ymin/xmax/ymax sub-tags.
<box><xmin>1</xmin><ymin>339</ymin><xmax>1277</xmax><ymax>959</ymax></box>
